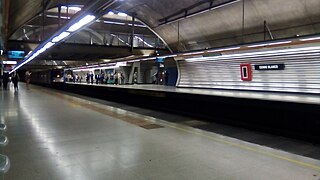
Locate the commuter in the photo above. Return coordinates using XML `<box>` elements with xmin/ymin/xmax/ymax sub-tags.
<box><xmin>2</xmin><ymin>73</ymin><xmax>9</xmax><ymax>90</ymax></box>
<box><xmin>117</xmin><ymin>72</ymin><xmax>122</xmax><ymax>85</ymax></box>
<box><xmin>90</xmin><ymin>73</ymin><xmax>94</xmax><ymax>84</ymax></box>
<box><xmin>25</xmin><ymin>70</ymin><xmax>32</xmax><ymax>90</ymax></box>
<box><xmin>12</xmin><ymin>72</ymin><xmax>20</xmax><ymax>91</ymax></box>
<box><xmin>114</xmin><ymin>72</ymin><xmax>118</xmax><ymax>85</ymax></box>
<box><xmin>106</xmin><ymin>74</ymin><xmax>109</xmax><ymax>84</ymax></box>
<box><xmin>72</xmin><ymin>74</ymin><xmax>76</xmax><ymax>83</ymax></box>
<box><xmin>121</xmin><ymin>73</ymin><xmax>125</xmax><ymax>84</ymax></box>
<box><xmin>75</xmin><ymin>74</ymin><xmax>79</xmax><ymax>82</ymax></box>
<box><xmin>100</xmin><ymin>73</ymin><xmax>104</xmax><ymax>84</ymax></box>
<box><xmin>95</xmin><ymin>74</ymin><xmax>99</xmax><ymax>84</ymax></box>
<box><xmin>86</xmin><ymin>73</ymin><xmax>89</xmax><ymax>84</ymax></box>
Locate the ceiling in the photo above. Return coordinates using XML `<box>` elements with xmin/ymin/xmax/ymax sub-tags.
<box><xmin>1</xmin><ymin>0</ymin><xmax>319</xmax><ymax>74</ymax></box>
<box><xmin>5</xmin><ymin>0</ymin><xmax>320</xmax><ymax>53</ymax></box>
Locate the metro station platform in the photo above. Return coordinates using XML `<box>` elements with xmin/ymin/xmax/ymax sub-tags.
<box><xmin>62</xmin><ymin>82</ymin><xmax>320</xmax><ymax>144</ymax></box>
<box><xmin>1</xmin><ymin>83</ymin><xmax>320</xmax><ymax>179</ymax></box>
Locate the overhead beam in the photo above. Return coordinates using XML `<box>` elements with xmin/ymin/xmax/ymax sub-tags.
<box><xmin>158</xmin><ymin>0</ymin><xmax>240</xmax><ymax>25</ymax></box>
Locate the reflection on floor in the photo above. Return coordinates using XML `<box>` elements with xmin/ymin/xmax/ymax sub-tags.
<box><xmin>1</xmin><ymin>83</ymin><xmax>320</xmax><ymax>179</ymax></box>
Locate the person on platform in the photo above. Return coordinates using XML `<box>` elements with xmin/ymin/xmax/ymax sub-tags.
<box><xmin>2</xmin><ymin>73</ymin><xmax>9</xmax><ymax>90</ymax></box>
<box><xmin>25</xmin><ymin>70</ymin><xmax>32</xmax><ymax>90</ymax></box>
<box><xmin>12</xmin><ymin>72</ymin><xmax>20</xmax><ymax>91</ymax></box>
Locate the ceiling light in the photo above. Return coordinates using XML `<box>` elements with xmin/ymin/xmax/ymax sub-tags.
<box><xmin>247</xmin><ymin>41</ymin><xmax>292</xmax><ymax>48</ymax></box>
<box><xmin>3</xmin><ymin>61</ymin><xmax>17</xmax><ymax>65</ymax></box>
<box><xmin>117</xmin><ymin>12</ymin><xmax>127</xmax><ymax>17</ymax></box>
<box><xmin>67</xmin><ymin>15</ymin><xmax>96</xmax><ymax>32</ymax></box>
<box><xmin>186</xmin><ymin>46</ymin><xmax>320</xmax><ymax>62</ymax></box>
<box><xmin>61</xmin><ymin>6</ymin><xmax>82</xmax><ymax>11</ymax></box>
<box><xmin>207</xmin><ymin>47</ymin><xmax>240</xmax><ymax>53</ymax></box>
<box><xmin>299</xmin><ymin>37</ymin><xmax>320</xmax><ymax>41</ymax></box>
<box><xmin>182</xmin><ymin>51</ymin><xmax>205</xmax><ymax>56</ymax></box>
<box><xmin>52</xmin><ymin>32</ymin><xmax>70</xmax><ymax>43</ymax></box>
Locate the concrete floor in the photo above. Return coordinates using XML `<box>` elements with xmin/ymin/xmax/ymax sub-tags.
<box><xmin>1</xmin><ymin>83</ymin><xmax>320</xmax><ymax>180</ymax></box>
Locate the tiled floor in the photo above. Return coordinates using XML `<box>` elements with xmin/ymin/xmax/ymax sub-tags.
<box><xmin>1</xmin><ymin>83</ymin><xmax>320</xmax><ymax>180</ymax></box>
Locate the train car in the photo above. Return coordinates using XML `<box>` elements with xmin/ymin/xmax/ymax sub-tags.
<box><xmin>30</xmin><ymin>69</ymin><xmax>65</xmax><ymax>86</ymax></box>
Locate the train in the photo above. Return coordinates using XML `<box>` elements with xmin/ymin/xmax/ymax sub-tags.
<box><xmin>29</xmin><ymin>69</ymin><xmax>65</xmax><ymax>86</ymax></box>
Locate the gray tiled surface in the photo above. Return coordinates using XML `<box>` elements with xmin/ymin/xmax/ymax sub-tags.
<box><xmin>1</xmin><ymin>83</ymin><xmax>320</xmax><ymax>180</ymax></box>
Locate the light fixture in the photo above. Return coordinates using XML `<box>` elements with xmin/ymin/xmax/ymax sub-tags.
<box><xmin>299</xmin><ymin>36</ymin><xmax>320</xmax><ymax>41</ymax></box>
<box><xmin>186</xmin><ymin>46</ymin><xmax>320</xmax><ymax>62</ymax></box>
<box><xmin>182</xmin><ymin>51</ymin><xmax>205</xmax><ymax>56</ymax></box>
<box><xmin>0</xmin><ymin>50</ymin><xmax>3</xmax><ymax>55</ymax></box>
<box><xmin>117</xmin><ymin>12</ymin><xmax>127</xmax><ymax>17</ymax></box>
<box><xmin>103</xmin><ymin>21</ymin><xmax>125</xmax><ymax>25</ymax></box>
<box><xmin>61</xmin><ymin>6</ymin><xmax>82</xmax><ymax>11</ymax></box>
<box><xmin>10</xmin><ymin>12</ymin><xmax>97</xmax><ymax>74</ymax></box>
<box><xmin>207</xmin><ymin>46</ymin><xmax>240</xmax><ymax>53</ymax></box>
<box><xmin>52</xmin><ymin>32</ymin><xmax>71</xmax><ymax>43</ymax></box>
<box><xmin>3</xmin><ymin>61</ymin><xmax>17</xmax><ymax>65</ymax></box>
<box><xmin>107</xmin><ymin>11</ymin><xmax>115</xmax><ymax>15</ymax></box>
<box><xmin>67</xmin><ymin>15</ymin><xmax>96</xmax><ymax>32</ymax></box>
<box><xmin>247</xmin><ymin>41</ymin><xmax>292</xmax><ymax>48</ymax></box>
<box><xmin>37</xmin><ymin>42</ymin><xmax>55</xmax><ymax>54</ymax></box>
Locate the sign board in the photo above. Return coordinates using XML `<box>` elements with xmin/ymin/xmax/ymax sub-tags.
<box><xmin>3</xmin><ymin>61</ymin><xmax>17</xmax><ymax>65</ymax></box>
<box><xmin>8</xmin><ymin>50</ymin><xmax>25</xmax><ymax>59</ymax></box>
<box><xmin>240</xmin><ymin>64</ymin><xmax>252</xmax><ymax>81</ymax></box>
<box><xmin>254</xmin><ymin>64</ymin><xmax>285</xmax><ymax>71</ymax></box>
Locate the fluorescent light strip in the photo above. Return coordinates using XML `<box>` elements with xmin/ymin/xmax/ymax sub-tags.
<box><xmin>299</xmin><ymin>37</ymin><xmax>320</xmax><ymax>41</ymax></box>
<box><xmin>61</xmin><ymin>6</ymin><xmax>82</xmax><ymax>11</ymax></box>
<box><xmin>3</xmin><ymin>61</ymin><xmax>17</xmax><ymax>65</ymax></box>
<box><xmin>128</xmin><ymin>60</ymin><xmax>140</xmax><ymax>62</ymax></box>
<box><xmin>186</xmin><ymin>46</ymin><xmax>320</xmax><ymax>62</ymax></box>
<box><xmin>247</xmin><ymin>41</ymin><xmax>292</xmax><ymax>48</ymax></box>
<box><xmin>67</xmin><ymin>15</ymin><xmax>96</xmax><ymax>32</ymax></box>
<box><xmin>117</xmin><ymin>12</ymin><xmax>127</xmax><ymax>17</ymax></box>
<box><xmin>183</xmin><ymin>51</ymin><xmax>205</xmax><ymax>56</ymax></box>
<box><xmin>207</xmin><ymin>47</ymin><xmax>240</xmax><ymax>53</ymax></box>
<box><xmin>108</xmin><ymin>11</ymin><xmax>115</xmax><ymax>15</ymax></box>
<box><xmin>128</xmin><ymin>24</ymin><xmax>147</xmax><ymax>28</ymax></box>
<box><xmin>159</xmin><ymin>54</ymin><xmax>177</xmax><ymax>58</ymax></box>
<box><xmin>47</xmin><ymin>14</ymin><xmax>70</xmax><ymax>19</ymax></box>
<box><xmin>52</xmin><ymin>32</ymin><xmax>71</xmax><ymax>43</ymax></box>
<box><xmin>104</xmin><ymin>21</ymin><xmax>126</xmax><ymax>25</ymax></box>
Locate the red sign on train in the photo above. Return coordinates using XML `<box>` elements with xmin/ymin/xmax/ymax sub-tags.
<box><xmin>240</xmin><ymin>64</ymin><xmax>252</xmax><ymax>81</ymax></box>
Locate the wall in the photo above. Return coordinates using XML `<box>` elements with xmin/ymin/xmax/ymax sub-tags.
<box><xmin>177</xmin><ymin>47</ymin><xmax>320</xmax><ymax>94</ymax></box>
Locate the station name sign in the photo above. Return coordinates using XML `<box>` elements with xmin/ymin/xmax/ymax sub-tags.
<box><xmin>254</xmin><ymin>64</ymin><xmax>285</xmax><ymax>70</ymax></box>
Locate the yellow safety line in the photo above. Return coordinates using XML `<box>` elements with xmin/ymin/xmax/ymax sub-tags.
<box><xmin>37</xmin><ymin>87</ymin><xmax>320</xmax><ymax>172</ymax></box>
